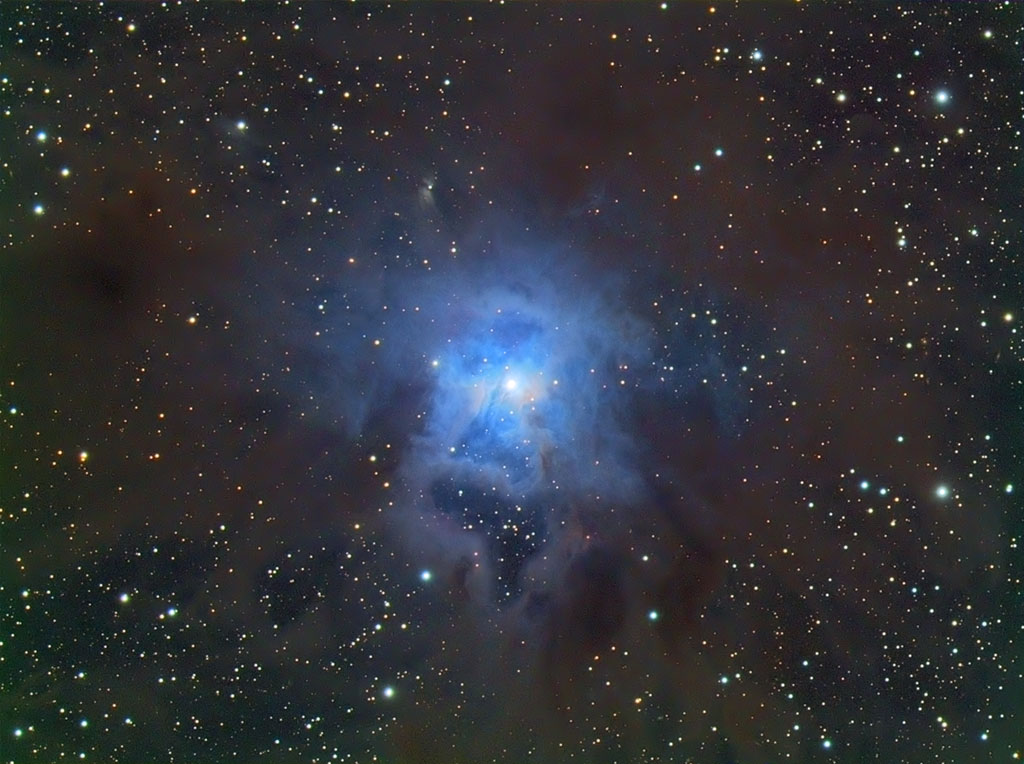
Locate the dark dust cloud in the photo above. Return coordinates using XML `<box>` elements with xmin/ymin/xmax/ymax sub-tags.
<box><xmin>2</xmin><ymin>3</ymin><xmax>1022</xmax><ymax>763</ymax></box>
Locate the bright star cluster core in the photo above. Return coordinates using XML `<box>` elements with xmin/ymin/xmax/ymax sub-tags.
<box><xmin>1</xmin><ymin>3</ymin><xmax>1022</xmax><ymax>763</ymax></box>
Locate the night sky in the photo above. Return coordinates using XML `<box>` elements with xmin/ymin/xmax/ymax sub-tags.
<box><xmin>2</xmin><ymin>2</ymin><xmax>1022</xmax><ymax>763</ymax></box>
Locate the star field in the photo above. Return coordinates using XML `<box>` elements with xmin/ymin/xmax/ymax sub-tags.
<box><xmin>2</xmin><ymin>3</ymin><xmax>1022</xmax><ymax>763</ymax></box>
